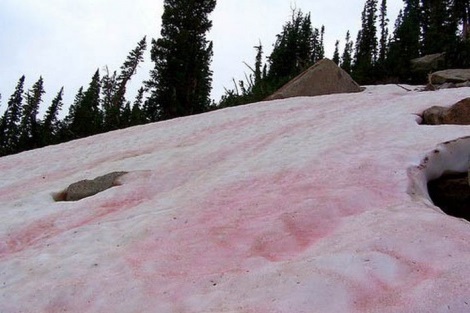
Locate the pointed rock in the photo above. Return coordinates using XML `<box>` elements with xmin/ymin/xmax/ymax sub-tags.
<box><xmin>265</xmin><ymin>58</ymin><xmax>362</xmax><ymax>100</ymax></box>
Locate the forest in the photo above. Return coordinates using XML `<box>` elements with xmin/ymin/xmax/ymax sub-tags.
<box><xmin>1</xmin><ymin>0</ymin><xmax>469</xmax><ymax>157</ymax></box>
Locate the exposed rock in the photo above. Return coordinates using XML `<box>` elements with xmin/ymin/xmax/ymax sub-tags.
<box><xmin>456</xmin><ymin>81</ymin><xmax>470</xmax><ymax>88</ymax></box>
<box><xmin>430</xmin><ymin>69</ymin><xmax>470</xmax><ymax>84</ymax></box>
<box><xmin>62</xmin><ymin>171</ymin><xmax>127</xmax><ymax>201</ymax></box>
<box><xmin>437</xmin><ymin>82</ymin><xmax>456</xmax><ymax>90</ymax></box>
<box><xmin>422</xmin><ymin>106</ymin><xmax>447</xmax><ymax>125</ymax></box>
<box><xmin>422</xmin><ymin>98</ymin><xmax>470</xmax><ymax>125</ymax></box>
<box><xmin>411</xmin><ymin>53</ymin><xmax>446</xmax><ymax>73</ymax></box>
<box><xmin>265</xmin><ymin>58</ymin><xmax>362</xmax><ymax>101</ymax></box>
<box><xmin>428</xmin><ymin>172</ymin><xmax>470</xmax><ymax>222</ymax></box>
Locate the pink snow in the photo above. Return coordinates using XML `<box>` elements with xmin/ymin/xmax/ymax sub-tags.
<box><xmin>1</xmin><ymin>85</ymin><xmax>470</xmax><ymax>312</ymax></box>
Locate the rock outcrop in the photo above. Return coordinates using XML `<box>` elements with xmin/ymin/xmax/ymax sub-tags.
<box><xmin>265</xmin><ymin>58</ymin><xmax>362</xmax><ymax>100</ymax></box>
<box><xmin>62</xmin><ymin>171</ymin><xmax>127</xmax><ymax>201</ymax></box>
<box><xmin>430</xmin><ymin>69</ymin><xmax>470</xmax><ymax>85</ymax></box>
<box><xmin>411</xmin><ymin>53</ymin><xmax>446</xmax><ymax>73</ymax></box>
<box><xmin>422</xmin><ymin>98</ymin><xmax>470</xmax><ymax>125</ymax></box>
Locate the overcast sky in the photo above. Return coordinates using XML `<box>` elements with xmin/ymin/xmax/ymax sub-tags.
<box><xmin>0</xmin><ymin>0</ymin><xmax>403</xmax><ymax>115</ymax></box>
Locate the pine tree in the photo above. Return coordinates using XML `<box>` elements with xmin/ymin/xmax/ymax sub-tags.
<box><xmin>68</xmin><ymin>70</ymin><xmax>103</xmax><ymax>138</ymax></box>
<box><xmin>41</xmin><ymin>87</ymin><xmax>64</xmax><ymax>146</ymax></box>
<box><xmin>130</xmin><ymin>87</ymin><xmax>147</xmax><ymax>126</ymax></box>
<box><xmin>421</xmin><ymin>0</ymin><xmax>458</xmax><ymax>55</ymax></box>
<box><xmin>312</xmin><ymin>26</ymin><xmax>326</xmax><ymax>64</ymax></box>
<box><xmin>146</xmin><ymin>0</ymin><xmax>216</xmax><ymax>121</ymax></box>
<box><xmin>452</xmin><ymin>0</ymin><xmax>470</xmax><ymax>38</ymax></box>
<box><xmin>378</xmin><ymin>0</ymin><xmax>389</xmax><ymax>64</ymax></box>
<box><xmin>333</xmin><ymin>40</ymin><xmax>340</xmax><ymax>65</ymax></box>
<box><xmin>103</xmin><ymin>37</ymin><xmax>147</xmax><ymax>130</ymax></box>
<box><xmin>387</xmin><ymin>0</ymin><xmax>421</xmax><ymax>82</ymax></box>
<box><xmin>18</xmin><ymin>77</ymin><xmax>45</xmax><ymax>151</ymax></box>
<box><xmin>341</xmin><ymin>31</ymin><xmax>354</xmax><ymax>74</ymax></box>
<box><xmin>268</xmin><ymin>10</ymin><xmax>317</xmax><ymax>86</ymax></box>
<box><xmin>0</xmin><ymin>76</ymin><xmax>25</xmax><ymax>155</ymax></box>
<box><xmin>353</xmin><ymin>0</ymin><xmax>379</xmax><ymax>83</ymax></box>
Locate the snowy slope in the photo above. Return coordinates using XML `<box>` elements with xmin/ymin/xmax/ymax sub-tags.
<box><xmin>1</xmin><ymin>85</ymin><xmax>470</xmax><ymax>312</ymax></box>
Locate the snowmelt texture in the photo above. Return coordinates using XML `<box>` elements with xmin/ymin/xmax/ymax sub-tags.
<box><xmin>1</xmin><ymin>85</ymin><xmax>469</xmax><ymax>312</ymax></box>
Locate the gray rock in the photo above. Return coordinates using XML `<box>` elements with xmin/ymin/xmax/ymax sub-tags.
<box><xmin>265</xmin><ymin>58</ymin><xmax>362</xmax><ymax>101</ymax></box>
<box><xmin>437</xmin><ymin>82</ymin><xmax>457</xmax><ymax>90</ymax></box>
<box><xmin>456</xmin><ymin>81</ymin><xmax>470</xmax><ymax>88</ymax></box>
<box><xmin>430</xmin><ymin>69</ymin><xmax>470</xmax><ymax>85</ymax></box>
<box><xmin>64</xmin><ymin>171</ymin><xmax>128</xmax><ymax>201</ymax></box>
<box><xmin>411</xmin><ymin>53</ymin><xmax>446</xmax><ymax>73</ymax></box>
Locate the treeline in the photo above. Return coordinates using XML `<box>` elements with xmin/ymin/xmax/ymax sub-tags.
<box><xmin>0</xmin><ymin>37</ymin><xmax>148</xmax><ymax>157</ymax></box>
<box><xmin>218</xmin><ymin>0</ymin><xmax>470</xmax><ymax>107</ymax></box>
<box><xmin>0</xmin><ymin>0</ymin><xmax>216</xmax><ymax>157</ymax></box>
<box><xmin>1</xmin><ymin>0</ymin><xmax>469</xmax><ymax>157</ymax></box>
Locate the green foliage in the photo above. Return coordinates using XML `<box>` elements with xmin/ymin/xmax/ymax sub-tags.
<box><xmin>341</xmin><ymin>31</ymin><xmax>354</xmax><ymax>74</ymax></box>
<box><xmin>333</xmin><ymin>40</ymin><xmax>340</xmax><ymax>65</ymax></box>
<box><xmin>268</xmin><ymin>10</ymin><xmax>319</xmax><ymax>83</ymax></box>
<box><xmin>353</xmin><ymin>0</ymin><xmax>379</xmax><ymax>84</ymax></box>
<box><xmin>66</xmin><ymin>70</ymin><xmax>103</xmax><ymax>139</ymax></box>
<box><xmin>41</xmin><ymin>87</ymin><xmax>64</xmax><ymax>146</ymax></box>
<box><xmin>103</xmin><ymin>37</ymin><xmax>147</xmax><ymax>130</ymax></box>
<box><xmin>218</xmin><ymin>9</ymin><xmax>326</xmax><ymax>108</ymax></box>
<box><xmin>0</xmin><ymin>76</ymin><xmax>25</xmax><ymax>156</ymax></box>
<box><xmin>146</xmin><ymin>0</ymin><xmax>216</xmax><ymax>121</ymax></box>
<box><xmin>18</xmin><ymin>77</ymin><xmax>45</xmax><ymax>151</ymax></box>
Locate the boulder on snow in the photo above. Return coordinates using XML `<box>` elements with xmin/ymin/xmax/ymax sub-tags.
<box><xmin>62</xmin><ymin>171</ymin><xmax>127</xmax><ymax>201</ymax></box>
<box><xmin>430</xmin><ymin>69</ymin><xmax>470</xmax><ymax>85</ymax></box>
<box><xmin>411</xmin><ymin>53</ymin><xmax>446</xmax><ymax>73</ymax></box>
<box><xmin>265</xmin><ymin>58</ymin><xmax>362</xmax><ymax>100</ymax></box>
<box><xmin>422</xmin><ymin>98</ymin><xmax>470</xmax><ymax>125</ymax></box>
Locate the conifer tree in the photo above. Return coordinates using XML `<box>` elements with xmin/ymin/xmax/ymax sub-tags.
<box><xmin>146</xmin><ymin>0</ymin><xmax>216</xmax><ymax>121</ymax></box>
<box><xmin>41</xmin><ymin>87</ymin><xmax>64</xmax><ymax>146</ymax></box>
<box><xmin>452</xmin><ymin>0</ymin><xmax>470</xmax><ymax>38</ymax></box>
<box><xmin>103</xmin><ymin>37</ymin><xmax>147</xmax><ymax>130</ymax></box>
<box><xmin>421</xmin><ymin>0</ymin><xmax>458</xmax><ymax>55</ymax></box>
<box><xmin>18</xmin><ymin>77</ymin><xmax>45</xmax><ymax>151</ymax></box>
<box><xmin>378</xmin><ymin>0</ymin><xmax>389</xmax><ymax>64</ymax></box>
<box><xmin>341</xmin><ymin>31</ymin><xmax>354</xmax><ymax>74</ymax></box>
<box><xmin>60</xmin><ymin>87</ymin><xmax>84</xmax><ymax>141</ymax></box>
<box><xmin>130</xmin><ymin>87</ymin><xmax>146</xmax><ymax>126</ymax></box>
<box><xmin>268</xmin><ymin>10</ymin><xmax>317</xmax><ymax>86</ymax></box>
<box><xmin>0</xmin><ymin>76</ymin><xmax>25</xmax><ymax>155</ymax></box>
<box><xmin>387</xmin><ymin>0</ymin><xmax>421</xmax><ymax>82</ymax></box>
<box><xmin>353</xmin><ymin>0</ymin><xmax>379</xmax><ymax>83</ymax></box>
<box><xmin>333</xmin><ymin>40</ymin><xmax>340</xmax><ymax>65</ymax></box>
<box><xmin>312</xmin><ymin>26</ymin><xmax>326</xmax><ymax>64</ymax></box>
<box><xmin>68</xmin><ymin>70</ymin><xmax>103</xmax><ymax>138</ymax></box>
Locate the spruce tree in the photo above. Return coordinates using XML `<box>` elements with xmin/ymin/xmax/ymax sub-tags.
<box><xmin>0</xmin><ymin>76</ymin><xmax>25</xmax><ymax>156</ymax></box>
<box><xmin>341</xmin><ymin>31</ymin><xmax>354</xmax><ymax>74</ymax></box>
<box><xmin>268</xmin><ymin>10</ymin><xmax>316</xmax><ymax>86</ymax></box>
<box><xmin>18</xmin><ymin>77</ymin><xmax>45</xmax><ymax>151</ymax></box>
<box><xmin>353</xmin><ymin>0</ymin><xmax>379</xmax><ymax>84</ymax></box>
<box><xmin>452</xmin><ymin>0</ymin><xmax>470</xmax><ymax>39</ymax></box>
<box><xmin>387</xmin><ymin>0</ymin><xmax>421</xmax><ymax>82</ymax></box>
<box><xmin>421</xmin><ymin>0</ymin><xmax>458</xmax><ymax>55</ymax></box>
<box><xmin>146</xmin><ymin>0</ymin><xmax>216</xmax><ymax>121</ymax></box>
<box><xmin>60</xmin><ymin>87</ymin><xmax>84</xmax><ymax>141</ymax></box>
<box><xmin>130</xmin><ymin>87</ymin><xmax>147</xmax><ymax>126</ymax></box>
<box><xmin>333</xmin><ymin>40</ymin><xmax>340</xmax><ymax>65</ymax></box>
<box><xmin>69</xmin><ymin>70</ymin><xmax>103</xmax><ymax>138</ymax></box>
<box><xmin>378</xmin><ymin>0</ymin><xmax>389</xmax><ymax>64</ymax></box>
<box><xmin>103</xmin><ymin>37</ymin><xmax>147</xmax><ymax>130</ymax></box>
<box><xmin>41</xmin><ymin>87</ymin><xmax>64</xmax><ymax>146</ymax></box>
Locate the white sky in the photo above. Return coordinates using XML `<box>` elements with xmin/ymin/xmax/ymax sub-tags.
<box><xmin>0</xmin><ymin>0</ymin><xmax>403</xmax><ymax>115</ymax></box>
